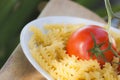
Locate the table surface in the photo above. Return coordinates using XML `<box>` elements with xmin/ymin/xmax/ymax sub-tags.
<box><xmin>0</xmin><ymin>0</ymin><xmax>105</xmax><ymax>80</ymax></box>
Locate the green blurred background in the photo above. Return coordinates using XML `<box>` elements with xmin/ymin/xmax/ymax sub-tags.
<box><xmin>0</xmin><ymin>0</ymin><xmax>120</xmax><ymax>68</ymax></box>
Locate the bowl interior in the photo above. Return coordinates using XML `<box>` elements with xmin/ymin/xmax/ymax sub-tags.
<box><xmin>20</xmin><ymin>16</ymin><xmax>120</xmax><ymax>80</ymax></box>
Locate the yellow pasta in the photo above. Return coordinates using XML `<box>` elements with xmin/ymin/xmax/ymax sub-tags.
<box><xmin>29</xmin><ymin>24</ymin><xmax>120</xmax><ymax>80</ymax></box>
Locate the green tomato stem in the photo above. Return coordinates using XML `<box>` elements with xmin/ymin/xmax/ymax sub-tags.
<box><xmin>104</xmin><ymin>0</ymin><xmax>113</xmax><ymax>29</ymax></box>
<box><xmin>89</xmin><ymin>32</ymin><xmax>120</xmax><ymax>63</ymax></box>
<box><xmin>104</xmin><ymin>0</ymin><xmax>120</xmax><ymax>58</ymax></box>
<box><xmin>104</xmin><ymin>0</ymin><xmax>114</xmax><ymax>43</ymax></box>
<box><xmin>89</xmin><ymin>32</ymin><xmax>107</xmax><ymax>62</ymax></box>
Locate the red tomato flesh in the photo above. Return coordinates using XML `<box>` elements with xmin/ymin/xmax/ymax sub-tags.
<box><xmin>66</xmin><ymin>25</ymin><xmax>116</xmax><ymax>65</ymax></box>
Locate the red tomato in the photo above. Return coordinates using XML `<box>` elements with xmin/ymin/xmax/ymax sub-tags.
<box><xmin>66</xmin><ymin>25</ymin><xmax>117</xmax><ymax>65</ymax></box>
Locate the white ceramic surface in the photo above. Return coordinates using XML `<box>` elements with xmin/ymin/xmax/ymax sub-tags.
<box><xmin>20</xmin><ymin>16</ymin><xmax>120</xmax><ymax>80</ymax></box>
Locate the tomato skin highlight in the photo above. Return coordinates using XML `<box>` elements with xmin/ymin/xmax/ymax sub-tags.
<box><xmin>66</xmin><ymin>25</ymin><xmax>116</xmax><ymax>65</ymax></box>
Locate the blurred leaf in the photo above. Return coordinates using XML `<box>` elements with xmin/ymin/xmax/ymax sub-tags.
<box><xmin>0</xmin><ymin>0</ymin><xmax>43</xmax><ymax>68</ymax></box>
<box><xmin>74</xmin><ymin>0</ymin><xmax>102</xmax><ymax>10</ymax></box>
<box><xmin>0</xmin><ymin>0</ymin><xmax>18</xmax><ymax>26</ymax></box>
<box><xmin>95</xmin><ymin>4</ymin><xmax>120</xmax><ymax>17</ymax></box>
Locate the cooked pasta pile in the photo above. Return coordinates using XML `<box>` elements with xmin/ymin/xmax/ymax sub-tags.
<box><xmin>29</xmin><ymin>24</ymin><xmax>120</xmax><ymax>80</ymax></box>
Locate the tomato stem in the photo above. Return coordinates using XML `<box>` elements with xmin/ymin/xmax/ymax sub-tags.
<box><xmin>104</xmin><ymin>0</ymin><xmax>113</xmax><ymax>43</ymax></box>
<box><xmin>104</xmin><ymin>0</ymin><xmax>120</xmax><ymax>64</ymax></box>
<box><xmin>104</xmin><ymin>0</ymin><xmax>113</xmax><ymax>29</ymax></box>
<box><xmin>89</xmin><ymin>32</ymin><xmax>120</xmax><ymax>63</ymax></box>
<box><xmin>89</xmin><ymin>32</ymin><xmax>107</xmax><ymax>62</ymax></box>
<box><xmin>109</xmin><ymin>43</ymin><xmax>120</xmax><ymax>58</ymax></box>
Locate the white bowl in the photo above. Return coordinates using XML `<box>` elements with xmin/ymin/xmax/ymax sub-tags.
<box><xmin>20</xmin><ymin>16</ymin><xmax>120</xmax><ymax>80</ymax></box>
